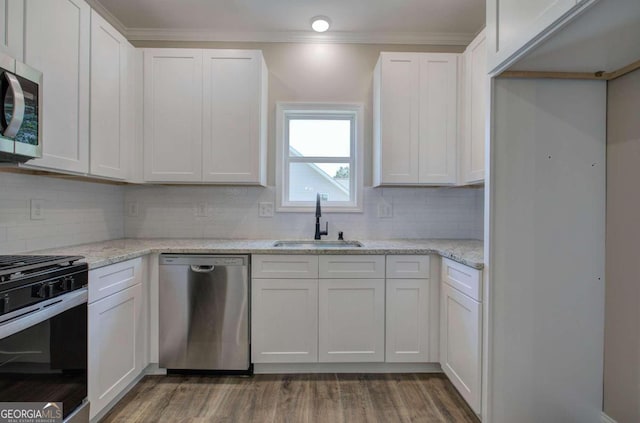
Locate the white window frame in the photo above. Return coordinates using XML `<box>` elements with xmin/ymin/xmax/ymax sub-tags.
<box><xmin>276</xmin><ymin>102</ymin><xmax>364</xmax><ymax>213</ymax></box>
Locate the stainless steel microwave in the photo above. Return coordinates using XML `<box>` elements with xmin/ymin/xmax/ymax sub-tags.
<box><xmin>0</xmin><ymin>52</ymin><xmax>42</xmax><ymax>163</ymax></box>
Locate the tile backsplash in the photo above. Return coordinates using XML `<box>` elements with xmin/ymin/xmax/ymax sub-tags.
<box><xmin>0</xmin><ymin>172</ymin><xmax>125</xmax><ymax>254</ymax></box>
<box><xmin>125</xmin><ymin>185</ymin><xmax>484</xmax><ymax>240</ymax></box>
<box><xmin>0</xmin><ymin>172</ymin><xmax>483</xmax><ymax>254</ymax></box>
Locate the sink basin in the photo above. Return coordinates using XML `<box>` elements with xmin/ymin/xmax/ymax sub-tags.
<box><xmin>273</xmin><ymin>240</ymin><xmax>363</xmax><ymax>248</ymax></box>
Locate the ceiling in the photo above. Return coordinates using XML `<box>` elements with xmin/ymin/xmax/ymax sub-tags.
<box><xmin>93</xmin><ymin>0</ymin><xmax>485</xmax><ymax>45</ymax></box>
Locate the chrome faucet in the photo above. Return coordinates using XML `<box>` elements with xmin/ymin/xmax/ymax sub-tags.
<box><xmin>314</xmin><ymin>193</ymin><xmax>328</xmax><ymax>240</ymax></box>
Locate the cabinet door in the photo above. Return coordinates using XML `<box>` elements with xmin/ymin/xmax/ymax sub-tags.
<box><xmin>462</xmin><ymin>31</ymin><xmax>487</xmax><ymax>184</ymax></box>
<box><xmin>375</xmin><ymin>53</ymin><xmax>420</xmax><ymax>185</ymax></box>
<box><xmin>24</xmin><ymin>0</ymin><xmax>90</xmax><ymax>173</ymax></box>
<box><xmin>487</xmin><ymin>0</ymin><xmax>576</xmax><ymax>72</ymax></box>
<box><xmin>251</xmin><ymin>278</ymin><xmax>318</xmax><ymax>363</ymax></box>
<box><xmin>202</xmin><ymin>50</ymin><xmax>267</xmax><ymax>184</ymax></box>
<box><xmin>319</xmin><ymin>278</ymin><xmax>385</xmax><ymax>362</ymax></box>
<box><xmin>386</xmin><ymin>278</ymin><xmax>430</xmax><ymax>363</ymax></box>
<box><xmin>0</xmin><ymin>0</ymin><xmax>24</xmax><ymax>59</ymax></box>
<box><xmin>88</xmin><ymin>283</ymin><xmax>144</xmax><ymax>419</ymax></box>
<box><xmin>143</xmin><ymin>49</ymin><xmax>203</xmax><ymax>182</ymax></box>
<box><xmin>440</xmin><ymin>283</ymin><xmax>481</xmax><ymax>414</ymax></box>
<box><xmin>418</xmin><ymin>54</ymin><xmax>458</xmax><ymax>185</ymax></box>
<box><xmin>90</xmin><ymin>10</ymin><xmax>128</xmax><ymax>180</ymax></box>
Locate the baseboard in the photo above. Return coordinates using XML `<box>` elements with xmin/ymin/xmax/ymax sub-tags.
<box><xmin>253</xmin><ymin>362</ymin><xmax>442</xmax><ymax>374</ymax></box>
<box><xmin>601</xmin><ymin>411</ymin><xmax>618</xmax><ymax>423</ymax></box>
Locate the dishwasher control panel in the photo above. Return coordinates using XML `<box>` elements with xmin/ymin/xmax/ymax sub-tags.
<box><xmin>160</xmin><ymin>255</ymin><xmax>247</xmax><ymax>266</ymax></box>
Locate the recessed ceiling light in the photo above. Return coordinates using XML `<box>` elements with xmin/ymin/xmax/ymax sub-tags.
<box><xmin>311</xmin><ymin>16</ymin><xmax>331</xmax><ymax>33</ymax></box>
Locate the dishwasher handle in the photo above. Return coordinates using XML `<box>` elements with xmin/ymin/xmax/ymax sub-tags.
<box><xmin>190</xmin><ymin>265</ymin><xmax>215</xmax><ymax>273</ymax></box>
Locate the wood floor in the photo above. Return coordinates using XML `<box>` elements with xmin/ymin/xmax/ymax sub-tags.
<box><xmin>101</xmin><ymin>373</ymin><xmax>479</xmax><ymax>423</ymax></box>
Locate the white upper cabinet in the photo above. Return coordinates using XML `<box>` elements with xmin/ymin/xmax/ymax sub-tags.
<box><xmin>374</xmin><ymin>52</ymin><xmax>459</xmax><ymax>186</ymax></box>
<box><xmin>418</xmin><ymin>54</ymin><xmax>458</xmax><ymax>185</ymax></box>
<box><xmin>202</xmin><ymin>50</ymin><xmax>267</xmax><ymax>184</ymax></box>
<box><xmin>143</xmin><ymin>48</ymin><xmax>267</xmax><ymax>184</ymax></box>
<box><xmin>143</xmin><ymin>49</ymin><xmax>203</xmax><ymax>182</ymax></box>
<box><xmin>487</xmin><ymin>0</ymin><xmax>578</xmax><ymax>73</ymax></box>
<box><xmin>0</xmin><ymin>0</ymin><xmax>24</xmax><ymax>60</ymax></box>
<box><xmin>90</xmin><ymin>10</ymin><xmax>131</xmax><ymax>180</ymax></box>
<box><xmin>373</xmin><ymin>53</ymin><xmax>420</xmax><ymax>185</ymax></box>
<box><xmin>23</xmin><ymin>0</ymin><xmax>90</xmax><ymax>174</ymax></box>
<box><xmin>460</xmin><ymin>30</ymin><xmax>487</xmax><ymax>185</ymax></box>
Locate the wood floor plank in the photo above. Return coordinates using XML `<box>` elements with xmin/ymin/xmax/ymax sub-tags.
<box><xmin>336</xmin><ymin>374</ymin><xmax>379</xmax><ymax>423</ymax></box>
<box><xmin>101</xmin><ymin>373</ymin><xmax>478</xmax><ymax>423</ymax></box>
<box><xmin>308</xmin><ymin>373</ymin><xmax>344</xmax><ymax>423</ymax></box>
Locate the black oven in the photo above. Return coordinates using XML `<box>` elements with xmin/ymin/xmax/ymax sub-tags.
<box><xmin>0</xmin><ymin>256</ymin><xmax>89</xmax><ymax>422</ymax></box>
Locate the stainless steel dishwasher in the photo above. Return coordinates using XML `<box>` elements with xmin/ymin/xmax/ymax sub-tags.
<box><xmin>159</xmin><ymin>254</ymin><xmax>250</xmax><ymax>372</ymax></box>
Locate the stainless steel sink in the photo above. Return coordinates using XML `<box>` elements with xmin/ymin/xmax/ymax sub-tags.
<box><xmin>272</xmin><ymin>240</ymin><xmax>363</xmax><ymax>248</ymax></box>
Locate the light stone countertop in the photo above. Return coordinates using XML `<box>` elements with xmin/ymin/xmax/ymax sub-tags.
<box><xmin>30</xmin><ymin>238</ymin><xmax>484</xmax><ymax>270</ymax></box>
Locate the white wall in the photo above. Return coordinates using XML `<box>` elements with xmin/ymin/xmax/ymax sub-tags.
<box><xmin>124</xmin><ymin>185</ymin><xmax>483</xmax><ymax>240</ymax></box>
<box><xmin>604</xmin><ymin>68</ymin><xmax>640</xmax><ymax>423</ymax></box>
<box><xmin>490</xmin><ymin>78</ymin><xmax>605</xmax><ymax>423</ymax></box>
<box><xmin>0</xmin><ymin>172</ymin><xmax>125</xmax><ymax>253</ymax></box>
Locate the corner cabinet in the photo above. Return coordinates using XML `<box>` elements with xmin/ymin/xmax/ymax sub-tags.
<box><xmin>143</xmin><ymin>48</ymin><xmax>268</xmax><ymax>184</ymax></box>
<box><xmin>23</xmin><ymin>0</ymin><xmax>90</xmax><ymax>174</ymax></box>
<box><xmin>440</xmin><ymin>258</ymin><xmax>482</xmax><ymax>414</ymax></box>
<box><xmin>373</xmin><ymin>52</ymin><xmax>459</xmax><ymax>186</ymax></box>
<box><xmin>460</xmin><ymin>30</ymin><xmax>488</xmax><ymax>185</ymax></box>
<box><xmin>89</xmin><ymin>10</ymin><xmax>134</xmax><ymax>180</ymax></box>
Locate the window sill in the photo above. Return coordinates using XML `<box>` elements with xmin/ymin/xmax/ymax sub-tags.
<box><xmin>276</xmin><ymin>205</ymin><xmax>363</xmax><ymax>213</ymax></box>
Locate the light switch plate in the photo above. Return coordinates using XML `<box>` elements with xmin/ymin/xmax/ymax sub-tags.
<box><xmin>195</xmin><ymin>202</ymin><xmax>208</xmax><ymax>217</ymax></box>
<box><xmin>126</xmin><ymin>201</ymin><xmax>139</xmax><ymax>217</ymax></box>
<box><xmin>259</xmin><ymin>202</ymin><xmax>274</xmax><ymax>217</ymax></box>
<box><xmin>30</xmin><ymin>199</ymin><xmax>45</xmax><ymax>220</ymax></box>
<box><xmin>377</xmin><ymin>199</ymin><xmax>393</xmax><ymax>218</ymax></box>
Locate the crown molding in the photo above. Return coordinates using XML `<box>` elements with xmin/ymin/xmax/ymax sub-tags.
<box><xmin>125</xmin><ymin>28</ymin><xmax>475</xmax><ymax>45</ymax></box>
<box><xmin>85</xmin><ymin>0</ymin><xmax>128</xmax><ymax>35</ymax></box>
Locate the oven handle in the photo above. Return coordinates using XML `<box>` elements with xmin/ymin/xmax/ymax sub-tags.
<box><xmin>0</xmin><ymin>288</ymin><xmax>87</xmax><ymax>340</ymax></box>
<box><xmin>2</xmin><ymin>72</ymin><xmax>25</xmax><ymax>138</ymax></box>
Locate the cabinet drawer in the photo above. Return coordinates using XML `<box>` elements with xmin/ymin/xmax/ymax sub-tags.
<box><xmin>89</xmin><ymin>258</ymin><xmax>142</xmax><ymax>304</ymax></box>
<box><xmin>441</xmin><ymin>258</ymin><xmax>482</xmax><ymax>301</ymax></box>
<box><xmin>319</xmin><ymin>256</ymin><xmax>385</xmax><ymax>279</ymax></box>
<box><xmin>386</xmin><ymin>255</ymin><xmax>430</xmax><ymax>279</ymax></box>
<box><xmin>252</xmin><ymin>255</ymin><xmax>318</xmax><ymax>279</ymax></box>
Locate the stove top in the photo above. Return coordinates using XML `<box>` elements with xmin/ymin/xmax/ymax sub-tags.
<box><xmin>0</xmin><ymin>255</ymin><xmax>83</xmax><ymax>280</ymax></box>
<box><xmin>0</xmin><ymin>255</ymin><xmax>87</xmax><ymax>317</ymax></box>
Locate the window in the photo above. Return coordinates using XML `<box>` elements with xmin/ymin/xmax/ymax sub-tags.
<box><xmin>276</xmin><ymin>103</ymin><xmax>363</xmax><ymax>212</ymax></box>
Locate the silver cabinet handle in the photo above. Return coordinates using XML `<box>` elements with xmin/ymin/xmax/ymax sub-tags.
<box><xmin>190</xmin><ymin>265</ymin><xmax>215</xmax><ymax>273</ymax></box>
<box><xmin>3</xmin><ymin>72</ymin><xmax>24</xmax><ymax>138</ymax></box>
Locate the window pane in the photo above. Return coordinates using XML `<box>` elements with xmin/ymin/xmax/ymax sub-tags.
<box><xmin>289</xmin><ymin>163</ymin><xmax>351</xmax><ymax>202</ymax></box>
<box><xmin>289</xmin><ymin>119</ymin><xmax>351</xmax><ymax>157</ymax></box>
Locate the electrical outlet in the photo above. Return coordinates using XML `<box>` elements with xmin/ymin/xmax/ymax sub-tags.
<box><xmin>259</xmin><ymin>202</ymin><xmax>274</xmax><ymax>217</ymax></box>
<box><xmin>195</xmin><ymin>202</ymin><xmax>208</xmax><ymax>217</ymax></box>
<box><xmin>377</xmin><ymin>199</ymin><xmax>393</xmax><ymax>218</ymax></box>
<box><xmin>30</xmin><ymin>199</ymin><xmax>45</xmax><ymax>220</ymax></box>
<box><xmin>126</xmin><ymin>201</ymin><xmax>139</xmax><ymax>217</ymax></box>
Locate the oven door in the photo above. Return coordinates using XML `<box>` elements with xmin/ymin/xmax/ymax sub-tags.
<box><xmin>0</xmin><ymin>289</ymin><xmax>88</xmax><ymax>421</ymax></box>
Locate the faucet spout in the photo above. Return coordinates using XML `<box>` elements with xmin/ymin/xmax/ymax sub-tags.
<box><xmin>315</xmin><ymin>193</ymin><xmax>322</xmax><ymax>218</ymax></box>
<box><xmin>314</xmin><ymin>193</ymin><xmax>328</xmax><ymax>240</ymax></box>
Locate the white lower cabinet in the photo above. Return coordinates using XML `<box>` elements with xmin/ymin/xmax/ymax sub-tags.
<box><xmin>440</xmin><ymin>259</ymin><xmax>482</xmax><ymax>414</ymax></box>
<box><xmin>318</xmin><ymin>278</ymin><xmax>385</xmax><ymax>362</ymax></box>
<box><xmin>251</xmin><ymin>278</ymin><xmax>318</xmax><ymax>363</ymax></box>
<box><xmin>88</xmin><ymin>258</ymin><xmax>147</xmax><ymax>420</ymax></box>
<box><xmin>386</xmin><ymin>278</ymin><xmax>430</xmax><ymax>362</ymax></box>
